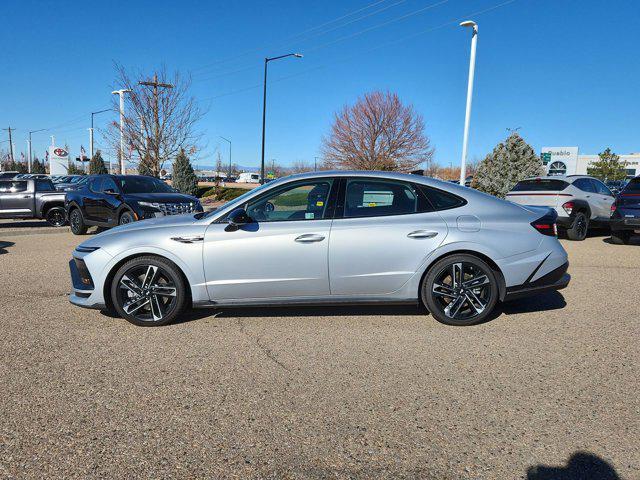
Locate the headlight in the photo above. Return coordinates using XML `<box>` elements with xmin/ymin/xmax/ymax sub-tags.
<box><xmin>138</xmin><ymin>201</ymin><xmax>161</xmax><ymax>209</ymax></box>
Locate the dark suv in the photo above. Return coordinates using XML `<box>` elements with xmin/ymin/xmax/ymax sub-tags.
<box><xmin>610</xmin><ymin>177</ymin><xmax>640</xmax><ymax>244</ymax></box>
<box><xmin>65</xmin><ymin>175</ymin><xmax>203</xmax><ymax>235</ymax></box>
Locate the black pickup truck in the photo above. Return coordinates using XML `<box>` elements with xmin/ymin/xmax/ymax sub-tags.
<box><xmin>0</xmin><ymin>178</ymin><xmax>67</xmax><ymax>226</ymax></box>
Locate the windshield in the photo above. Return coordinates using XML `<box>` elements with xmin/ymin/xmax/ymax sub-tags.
<box><xmin>203</xmin><ymin>182</ymin><xmax>272</xmax><ymax>218</ymax></box>
<box><xmin>118</xmin><ymin>177</ymin><xmax>175</xmax><ymax>194</ymax></box>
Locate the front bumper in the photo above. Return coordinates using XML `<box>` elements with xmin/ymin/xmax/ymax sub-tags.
<box><xmin>504</xmin><ymin>262</ymin><xmax>570</xmax><ymax>301</ymax></box>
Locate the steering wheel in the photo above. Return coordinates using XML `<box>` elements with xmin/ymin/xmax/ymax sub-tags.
<box><xmin>264</xmin><ymin>201</ymin><xmax>275</xmax><ymax>212</ymax></box>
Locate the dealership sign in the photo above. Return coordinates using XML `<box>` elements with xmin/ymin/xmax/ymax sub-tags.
<box><xmin>541</xmin><ymin>146</ymin><xmax>578</xmax><ymax>176</ymax></box>
<box><xmin>48</xmin><ymin>146</ymin><xmax>69</xmax><ymax>175</ymax></box>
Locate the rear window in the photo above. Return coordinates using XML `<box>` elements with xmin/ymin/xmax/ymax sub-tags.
<box><xmin>512</xmin><ymin>179</ymin><xmax>569</xmax><ymax>192</ymax></box>
<box><xmin>622</xmin><ymin>178</ymin><xmax>640</xmax><ymax>193</ymax></box>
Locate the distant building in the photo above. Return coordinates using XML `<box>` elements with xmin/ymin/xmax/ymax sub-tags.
<box><xmin>541</xmin><ymin>147</ymin><xmax>639</xmax><ymax>177</ymax></box>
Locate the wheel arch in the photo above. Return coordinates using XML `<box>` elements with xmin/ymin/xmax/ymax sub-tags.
<box><xmin>41</xmin><ymin>201</ymin><xmax>65</xmax><ymax>215</ymax></box>
<box><xmin>418</xmin><ymin>249</ymin><xmax>507</xmax><ymax>302</ymax></box>
<box><xmin>103</xmin><ymin>253</ymin><xmax>193</xmax><ymax>312</ymax></box>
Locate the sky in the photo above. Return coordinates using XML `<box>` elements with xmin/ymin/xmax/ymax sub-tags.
<box><xmin>1</xmin><ymin>0</ymin><xmax>639</xmax><ymax>171</ymax></box>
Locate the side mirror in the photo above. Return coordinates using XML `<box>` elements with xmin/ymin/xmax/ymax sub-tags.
<box><xmin>226</xmin><ymin>208</ymin><xmax>252</xmax><ymax>231</ymax></box>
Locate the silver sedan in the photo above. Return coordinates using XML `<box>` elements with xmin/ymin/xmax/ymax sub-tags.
<box><xmin>69</xmin><ymin>171</ymin><xmax>570</xmax><ymax>326</ymax></box>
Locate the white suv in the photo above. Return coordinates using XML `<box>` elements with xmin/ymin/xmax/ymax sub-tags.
<box><xmin>506</xmin><ymin>176</ymin><xmax>615</xmax><ymax>240</ymax></box>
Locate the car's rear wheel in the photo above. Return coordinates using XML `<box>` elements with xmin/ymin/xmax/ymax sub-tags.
<box><xmin>45</xmin><ymin>207</ymin><xmax>66</xmax><ymax>227</ymax></box>
<box><xmin>119</xmin><ymin>211</ymin><xmax>135</xmax><ymax>225</ymax></box>
<box><xmin>566</xmin><ymin>212</ymin><xmax>588</xmax><ymax>241</ymax></box>
<box><xmin>110</xmin><ymin>256</ymin><xmax>187</xmax><ymax>327</ymax></box>
<box><xmin>69</xmin><ymin>208</ymin><xmax>87</xmax><ymax>235</ymax></box>
<box><xmin>610</xmin><ymin>230</ymin><xmax>630</xmax><ymax>245</ymax></box>
<box><xmin>422</xmin><ymin>254</ymin><xmax>499</xmax><ymax>326</ymax></box>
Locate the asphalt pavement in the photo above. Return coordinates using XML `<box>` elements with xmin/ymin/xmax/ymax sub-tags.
<box><xmin>0</xmin><ymin>224</ymin><xmax>638</xmax><ymax>479</ymax></box>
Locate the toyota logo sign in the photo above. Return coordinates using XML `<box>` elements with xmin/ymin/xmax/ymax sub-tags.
<box><xmin>53</xmin><ymin>148</ymin><xmax>68</xmax><ymax>157</ymax></box>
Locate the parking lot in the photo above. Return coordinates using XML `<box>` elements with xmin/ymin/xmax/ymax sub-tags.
<box><xmin>0</xmin><ymin>222</ymin><xmax>638</xmax><ymax>479</ymax></box>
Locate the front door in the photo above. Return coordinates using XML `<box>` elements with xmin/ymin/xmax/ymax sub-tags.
<box><xmin>0</xmin><ymin>180</ymin><xmax>32</xmax><ymax>218</ymax></box>
<box><xmin>329</xmin><ymin>178</ymin><xmax>448</xmax><ymax>295</ymax></box>
<box><xmin>590</xmin><ymin>179</ymin><xmax>615</xmax><ymax>220</ymax></box>
<box><xmin>203</xmin><ymin>178</ymin><xmax>336</xmax><ymax>301</ymax></box>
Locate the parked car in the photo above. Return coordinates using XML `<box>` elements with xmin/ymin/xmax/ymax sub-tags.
<box><xmin>0</xmin><ymin>177</ymin><xmax>67</xmax><ymax>226</ymax></box>
<box><xmin>610</xmin><ymin>176</ymin><xmax>640</xmax><ymax>244</ymax></box>
<box><xmin>605</xmin><ymin>179</ymin><xmax>627</xmax><ymax>196</ymax></box>
<box><xmin>55</xmin><ymin>175</ymin><xmax>88</xmax><ymax>191</ymax></box>
<box><xmin>69</xmin><ymin>171</ymin><xmax>570</xmax><ymax>327</ymax></box>
<box><xmin>65</xmin><ymin>174</ymin><xmax>203</xmax><ymax>235</ymax></box>
<box><xmin>0</xmin><ymin>171</ymin><xmax>19</xmax><ymax>180</ymax></box>
<box><xmin>506</xmin><ymin>175</ymin><xmax>615</xmax><ymax>240</ymax></box>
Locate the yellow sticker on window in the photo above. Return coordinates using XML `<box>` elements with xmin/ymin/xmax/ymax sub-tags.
<box><xmin>368</xmin><ymin>202</ymin><xmax>377</xmax><ymax>207</ymax></box>
<box><xmin>316</xmin><ymin>201</ymin><xmax>324</xmax><ymax>206</ymax></box>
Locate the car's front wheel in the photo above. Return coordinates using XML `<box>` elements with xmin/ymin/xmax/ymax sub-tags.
<box><xmin>69</xmin><ymin>208</ymin><xmax>87</xmax><ymax>235</ymax></box>
<box><xmin>45</xmin><ymin>207</ymin><xmax>66</xmax><ymax>227</ymax></box>
<box><xmin>422</xmin><ymin>254</ymin><xmax>499</xmax><ymax>326</ymax></box>
<box><xmin>110</xmin><ymin>256</ymin><xmax>187</xmax><ymax>327</ymax></box>
<box><xmin>119</xmin><ymin>211</ymin><xmax>135</xmax><ymax>225</ymax></box>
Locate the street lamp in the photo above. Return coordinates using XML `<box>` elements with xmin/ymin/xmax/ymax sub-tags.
<box><xmin>220</xmin><ymin>136</ymin><xmax>232</xmax><ymax>178</ymax></box>
<box><xmin>459</xmin><ymin>20</ymin><xmax>478</xmax><ymax>186</ymax></box>
<box><xmin>89</xmin><ymin>108</ymin><xmax>111</xmax><ymax>160</ymax></box>
<box><xmin>260</xmin><ymin>53</ymin><xmax>303</xmax><ymax>184</ymax></box>
<box><xmin>111</xmin><ymin>89</ymin><xmax>132</xmax><ymax>174</ymax></box>
<box><xmin>27</xmin><ymin>129</ymin><xmax>46</xmax><ymax>173</ymax></box>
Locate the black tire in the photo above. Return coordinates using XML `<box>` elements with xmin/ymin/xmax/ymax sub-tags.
<box><xmin>422</xmin><ymin>254</ymin><xmax>499</xmax><ymax>326</ymax></box>
<box><xmin>110</xmin><ymin>256</ymin><xmax>187</xmax><ymax>327</ymax></box>
<box><xmin>610</xmin><ymin>230</ymin><xmax>630</xmax><ymax>245</ymax></box>
<box><xmin>119</xmin><ymin>210</ymin><xmax>135</xmax><ymax>225</ymax></box>
<box><xmin>566</xmin><ymin>212</ymin><xmax>589</xmax><ymax>241</ymax></box>
<box><xmin>69</xmin><ymin>208</ymin><xmax>87</xmax><ymax>235</ymax></box>
<box><xmin>45</xmin><ymin>207</ymin><xmax>67</xmax><ymax>227</ymax></box>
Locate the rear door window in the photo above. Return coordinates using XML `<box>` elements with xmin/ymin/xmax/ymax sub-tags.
<box><xmin>35</xmin><ymin>180</ymin><xmax>55</xmax><ymax>191</ymax></box>
<box><xmin>0</xmin><ymin>181</ymin><xmax>28</xmax><ymax>193</ymax></box>
<box><xmin>343</xmin><ymin>179</ymin><xmax>430</xmax><ymax>218</ymax></box>
<box><xmin>511</xmin><ymin>179</ymin><xmax>569</xmax><ymax>191</ymax></box>
<box><xmin>419</xmin><ymin>186</ymin><xmax>467</xmax><ymax>211</ymax></box>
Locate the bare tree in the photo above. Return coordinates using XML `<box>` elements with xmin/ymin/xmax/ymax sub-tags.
<box><xmin>104</xmin><ymin>64</ymin><xmax>205</xmax><ymax>177</ymax></box>
<box><xmin>321</xmin><ymin>91</ymin><xmax>433</xmax><ymax>171</ymax></box>
<box><xmin>287</xmin><ymin>160</ymin><xmax>314</xmax><ymax>174</ymax></box>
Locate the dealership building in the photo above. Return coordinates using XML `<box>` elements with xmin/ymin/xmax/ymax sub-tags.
<box><xmin>541</xmin><ymin>147</ymin><xmax>640</xmax><ymax>177</ymax></box>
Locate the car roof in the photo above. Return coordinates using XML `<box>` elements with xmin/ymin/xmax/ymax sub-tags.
<box><xmin>520</xmin><ymin>175</ymin><xmax>596</xmax><ymax>183</ymax></box>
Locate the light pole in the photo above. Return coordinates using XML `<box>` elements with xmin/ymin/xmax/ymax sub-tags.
<box><xmin>459</xmin><ymin>20</ymin><xmax>478</xmax><ymax>186</ymax></box>
<box><xmin>111</xmin><ymin>89</ymin><xmax>132</xmax><ymax>174</ymax></box>
<box><xmin>89</xmin><ymin>108</ymin><xmax>111</xmax><ymax>160</ymax></box>
<box><xmin>220</xmin><ymin>136</ymin><xmax>232</xmax><ymax>178</ymax></box>
<box><xmin>27</xmin><ymin>129</ymin><xmax>46</xmax><ymax>173</ymax></box>
<box><xmin>260</xmin><ymin>53</ymin><xmax>302</xmax><ymax>184</ymax></box>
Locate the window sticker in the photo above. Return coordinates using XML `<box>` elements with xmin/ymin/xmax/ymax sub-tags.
<box><xmin>316</xmin><ymin>201</ymin><xmax>324</xmax><ymax>207</ymax></box>
<box><xmin>368</xmin><ymin>202</ymin><xmax>377</xmax><ymax>207</ymax></box>
<box><xmin>305</xmin><ymin>212</ymin><xmax>315</xmax><ymax>219</ymax></box>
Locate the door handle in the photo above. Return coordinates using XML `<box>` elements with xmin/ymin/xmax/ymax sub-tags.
<box><xmin>171</xmin><ymin>236</ymin><xmax>204</xmax><ymax>243</ymax></box>
<box><xmin>295</xmin><ymin>234</ymin><xmax>325</xmax><ymax>243</ymax></box>
<box><xmin>22</xmin><ymin>195</ymin><xmax>30</xmax><ymax>198</ymax></box>
<box><xmin>407</xmin><ymin>230</ymin><xmax>438</xmax><ymax>239</ymax></box>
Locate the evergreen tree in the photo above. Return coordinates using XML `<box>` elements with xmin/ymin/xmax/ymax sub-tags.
<box><xmin>31</xmin><ymin>157</ymin><xmax>46</xmax><ymax>174</ymax></box>
<box><xmin>88</xmin><ymin>150</ymin><xmax>108</xmax><ymax>175</ymax></box>
<box><xmin>137</xmin><ymin>152</ymin><xmax>154</xmax><ymax>177</ymax></box>
<box><xmin>67</xmin><ymin>162</ymin><xmax>85</xmax><ymax>175</ymax></box>
<box><xmin>171</xmin><ymin>149</ymin><xmax>198</xmax><ymax>196</ymax></box>
<box><xmin>587</xmin><ymin>148</ymin><xmax>627</xmax><ymax>182</ymax></box>
<box><xmin>472</xmin><ymin>133</ymin><xmax>544</xmax><ymax>198</ymax></box>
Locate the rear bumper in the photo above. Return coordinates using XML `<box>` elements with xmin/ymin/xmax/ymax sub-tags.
<box><xmin>610</xmin><ymin>216</ymin><xmax>640</xmax><ymax>231</ymax></box>
<box><xmin>504</xmin><ymin>262</ymin><xmax>570</xmax><ymax>301</ymax></box>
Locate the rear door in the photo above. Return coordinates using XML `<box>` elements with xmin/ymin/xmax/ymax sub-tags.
<box><xmin>328</xmin><ymin>178</ymin><xmax>448</xmax><ymax>296</ymax></box>
<box><xmin>0</xmin><ymin>180</ymin><xmax>33</xmax><ymax>217</ymax></box>
<box><xmin>590</xmin><ymin>179</ymin><xmax>615</xmax><ymax>220</ymax></box>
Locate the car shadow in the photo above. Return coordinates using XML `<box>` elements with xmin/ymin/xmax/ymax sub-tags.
<box><xmin>527</xmin><ymin>451</ymin><xmax>620</xmax><ymax>480</ymax></box>
<box><xmin>602</xmin><ymin>234</ymin><xmax>640</xmax><ymax>246</ymax></box>
<box><xmin>499</xmin><ymin>291</ymin><xmax>566</xmax><ymax>316</ymax></box>
<box><xmin>0</xmin><ymin>220</ymin><xmax>51</xmax><ymax>229</ymax></box>
<box><xmin>0</xmin><ymin>240</ymin><xmax>15</xmax><ymax>254</ymax></box>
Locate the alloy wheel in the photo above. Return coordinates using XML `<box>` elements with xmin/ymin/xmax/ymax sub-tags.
<box><xmin>116</xmin><ymin>264</ymin><xmax>178</xmax><ymax>322</ymax></box>
<box><xmin>431</xmin><ymin>261</ymin><xmax>493</xmax><ymax>321</ymax></box>
<box><xmin>47</xmin><ymin>209</ymin><xmax>66</xmax><ymax>227</ymax></box>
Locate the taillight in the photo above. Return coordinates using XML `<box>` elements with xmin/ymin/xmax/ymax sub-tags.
<box><xmin>562</xmin><ymin>201</ymin><xmax>574</xmax><ymax>215</ymax></box>
<box><xmin>611</xmin><ymin>203</ymin><xmax>617</xmax><ymax>214</ymax></box>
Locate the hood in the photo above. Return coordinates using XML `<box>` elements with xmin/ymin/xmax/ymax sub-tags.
<box><xmin>93</xmin><ymin>213</ymin><xmax>200</xmax><ymax>238</ymax></box>
<box><xmin>124</xmin><ymin>192</ymin><xmax>199</xmax><ymax>203</ymax></box>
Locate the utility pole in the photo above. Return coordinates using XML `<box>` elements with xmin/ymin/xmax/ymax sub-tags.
<box><xmin>111</xmin><ymin>89</ymin><xmax>131</xmax><ymax>174</ymax></box>
<box><xmin>220</xmin><ymin>136</ymin><xmax>232</xmax><ymax>178</ymax></box>
<box><xmin>139</xmin><ymin>74</ymin><xmax>174</xmax><ymax>176</ymax></box>
<box><xmin>3</xmin><ymin>127</ymin><xmax>15</xmax><ymax>162</ymax></box>
<box><xmin>27</xmin><ymin>129</ymin><xmax>46</xmax><ymax>173</ymax></box>
<box><xmin>314</xmin><ymin>156</ymin><xmax>318</xmax><ymax>172</ymax></box>
<box><xmin>89</xmin><ymin>109</ymin><xmax>111</xmax><ymax>160</ymax></box>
